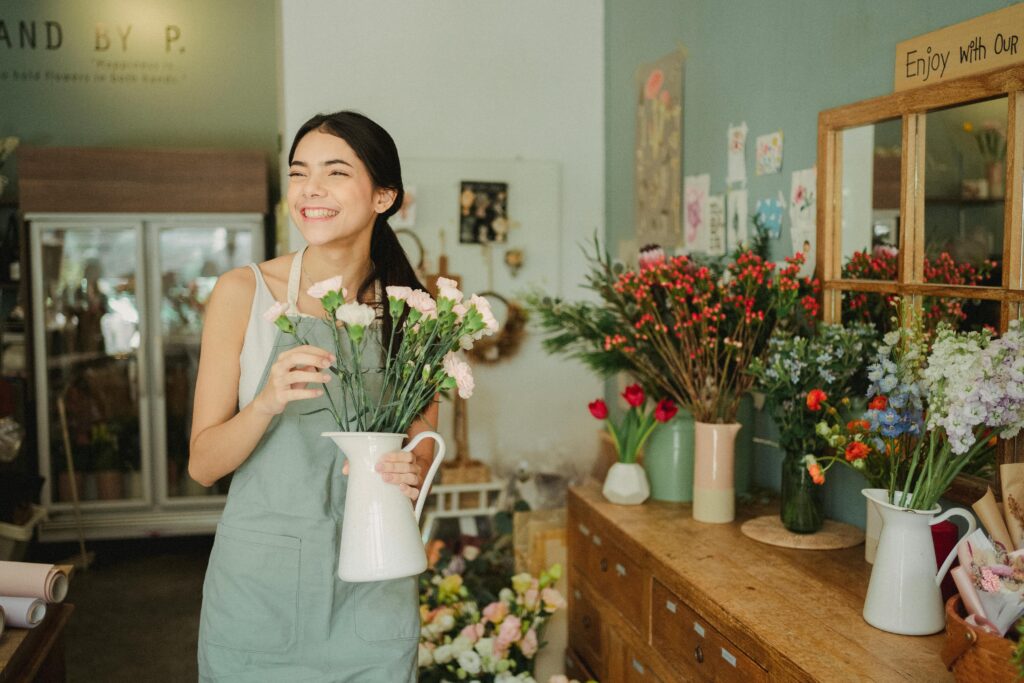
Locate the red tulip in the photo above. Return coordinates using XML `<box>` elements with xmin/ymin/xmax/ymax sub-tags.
<box><xmin>654</xmin><ymin>398</ymin><xmax>678</xmax><ymax>423</ymax></box>
<box><xmin>806</xmin><ymin>389</ymin><xmax>827</xmax><ymax>411</ymax></box>
<box><xmin>622</xmin><ymin>384</ymin><xmax>645</xmax><ymax>408</ymax></box>
<box><xmin>588</xmin><ymin>399</ymin><xmax>608</xmax><ymax>420</ymax></box>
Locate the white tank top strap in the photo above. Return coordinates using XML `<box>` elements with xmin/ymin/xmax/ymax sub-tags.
<box><xmin>286</xmin><ymin>245</ymin><xmax>306</xmax><ymax>315</ymax></box>
<box><xmin>238</xmin><ymin>262</ymin><xmax>281</xmax><ymax>409</ymax></box>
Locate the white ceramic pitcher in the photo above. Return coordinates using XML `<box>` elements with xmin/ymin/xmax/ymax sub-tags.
<box><xmin>324</xmin><ymin>431</ymin><xmax>446</xmax><ymax>582</ymax></box>
<box><xmin>861</xmin><ymin>488</ymin><xmax>976</xmax><ymax>635</ymax></box>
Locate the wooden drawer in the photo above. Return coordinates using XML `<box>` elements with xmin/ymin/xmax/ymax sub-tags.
<box><xmin>569</xmin><ymin>566</ymin><xmax>604</xmax><ymax>679</ymax></box>
<box><xmin>622</xmin><ymin>645</ymin><xmax>664</xmax><ymax>683</ymax></box>
<box><xmin>651</xmin><ymin>579</ymin><xmax>766</xmax><ymax>683</ymax></box>
<box><xmin>586</xmin><ymin>525</ymin><xmax>644</xmax><ymax>627</ymax></box>
<box><xmin>565</xmin><ymin>647</ymin><xmax>598</xmax><ymax>683</ymax></box>
<box><xmin>568</xmin><ymin>514</ymin><xmax>596</xmax><ymax>573</ymax></box>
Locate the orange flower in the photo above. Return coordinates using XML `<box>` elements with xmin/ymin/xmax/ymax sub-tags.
<box><xmin>844</xmin><ymin>442</ymin><xmax>870</xmax><ymax>462</ymax></box>
<box><xmin>807</xmin><ymin>462</ymin><xmax>825</xmax><ymax>485</ymax></box>
<box><xmin>846</xmin><ymin>419</ymin><xmax>871</xmax><ymax>433</ymax></box>
<box><xmin>869</xmin><ymin>395</ymin><xmax>887</xmax><ymax>411</ymax></box>
<box><xmin>806</xmin><ymin>389</ymin><xmax>827</xmax><ymax>411</ymax></box>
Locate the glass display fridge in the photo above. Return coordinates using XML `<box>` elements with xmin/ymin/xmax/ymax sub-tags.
<box><xmin>27</xmin><ymin>213</ymin><xmax>264</xmax><ymax>539</ymax></box>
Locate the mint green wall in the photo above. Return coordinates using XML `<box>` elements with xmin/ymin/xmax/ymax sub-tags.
<box><xmin>0</xmin><ymin>0</ymin><xmax>278</xmax><ymax>197</ymax></box>
<box><xmin>606</xmin><ymin>0</ymin><xmax>1011</xmax><ymax>526</ymax></box>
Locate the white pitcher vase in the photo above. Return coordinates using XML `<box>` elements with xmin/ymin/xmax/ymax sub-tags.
<box><xmin>323</xmin><ymin>431</ymin><xmax>446</xmax><ymax>582</ymax></box>
<box><xmin>861</xmin><ymin>488</ymin><xmax>976</xmax><ymax>635</ymax></box>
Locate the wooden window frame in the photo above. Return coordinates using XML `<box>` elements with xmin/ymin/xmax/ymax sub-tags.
<box><xmin>816</xmin><ymin>67</ymin><xmax>1024</xmax><ymax>504</ymax></box>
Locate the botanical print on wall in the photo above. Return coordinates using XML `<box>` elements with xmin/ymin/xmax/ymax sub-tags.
<box><xmin>683</xmin><ymin>174</ymin><xmax>710</xmax><ymax>253</ymax></box>
<box><xmin>726</xmin><ymin>122</ymin><xmax>748</xmax><ymax>185</ymax></box>
<box><xmin>459</xmin><ymin>181</ymin><xmax>509</xmax><ymax>244</ymax></box>
<box><xmin>755</xmin><ymin>130</ymin><xmax>784</xmax><ymax>176</ymax></box>
<box><xmin>789</xmin><ymin>167</ymin><xmax>817</xmax><ymax>277</ymax></box>
<box><xmin>634</xmin><ymin>48</ymin><xmax>685</xmax><ymax>250</ymax></box>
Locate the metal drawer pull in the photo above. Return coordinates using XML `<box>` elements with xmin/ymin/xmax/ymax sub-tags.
<box><xmin>592</xmin><ymin>534</ymin><xmax>602</xmax><ymax>546</ymax></box>
<box><xmin>665</xmin><ymin>600</ymin><xmax>677</xmax><ymax>613</ymax></box>
<box><xmin>600</xmin><ymin>558</ymin><xmax>608</xmax><ymax>572</ymax></box>
<box><xmin>615</xmin><ymin>563</ymin><xmax>626</xmax><ymax>576</ymax></box>
<box><xmin>632</xmin><ymin>658</ymin><xmax>645</xmax><ymax>673</ymax></box>
<box><xmin>578</xmin><ymin>523</ymin><xmax>590</xmax><ymax>536</ymax></box>
<box><xmin>574</xmin><ymin>589</ymin><xmax>581</xmax><ymax>599</ymax></box>
<box><xmin>694</xmin><ymin>645</ymin><xmax>704</xmax><ymax>664</ymax></box>
<box><xmin>721</xmin><ymin>647</ymin><xmax>738</xmax><ymax>667</ymax></box>
<box><xmin>693</xmin><ymin>621</ymin><xmax>705</xmax><ymax>637</ymax></box>
<box><xmin>582</xmin><ymin>615</ymin><xmax>592</xmax><ymax>628</ymax></box>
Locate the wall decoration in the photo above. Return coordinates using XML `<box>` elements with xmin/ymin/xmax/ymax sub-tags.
<box><xmin>755</xmin><ymin>130</ymin><xmax>784</xmax><ymax>175</ymax></box>
<box><xmin>682</xmin><ymin>173</ymin><xmax>710</xmax><ymax>253</ymax></box>
<box><xmin>391</xmin><ymin>185</ymin><xmax>417</xmax><ymax>228</ymax></box>
<box><xmin>754</xmin><ymin>195</ymin><xmax>784</xmax><ymax>239</ymax></box>
<box><xmin>459</xmin><ymin>181</ymin><xmax>509</xmax><ymax>244</ymax></box>
<box><xmin>789</xmin><ymin>167</ymin><xmax>817</xmax><ymax>277</ymax></box>
<box><xmin>634</xmin><ymin>48</ymin><xmax>685</xmax><ymax>250</ymax></box>
<box><xmin>726</xmin><ymin>189</ymin><xmax>749</xmax><ymax>251</ymax></box>
<box><xmin>726</xmin><ymin>122</ymin><xmax>748</xmax><ymax>185</ymax></box>
<box><xmin>707</xmin><ymin>194</ymin><xmax>726</xmax><ymax>256</ymax></box>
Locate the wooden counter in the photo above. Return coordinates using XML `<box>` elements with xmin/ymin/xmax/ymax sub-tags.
<box><xmin>566</xmin><ymin>481</ymin><xmax>950</xmax><ymax>682</ymax></box>
<box><xmin>0</xmin><ymin>603</ymin><xmax>73</xmax><ymax>683</ymax></box>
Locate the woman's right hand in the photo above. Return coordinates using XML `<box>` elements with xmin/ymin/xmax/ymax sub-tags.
<box><xmin>253</xmin><ymin>345</ymin><xmax>335</xmax><ymax>416</ymax></box>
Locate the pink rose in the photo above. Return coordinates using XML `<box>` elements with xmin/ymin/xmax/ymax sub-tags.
<box><xmin>459</xmin><ymin>622</ymin><xmax>484</xmax><ymax>643</ymax></box>
<box><xmin>443</xmin><ymin>352</ymin><xmax>475</xmax><ymax>399</ymax></box>
<box><xmin>519</xmin><ymin>628</ymin><xmax>538</xmax><ymax>658</ymax></box>
<box><xmin>541</xmin><ymin>587</ymin><xmax>566</xmax><ymax>612</ymax></box>
<box><xmin>497</xmin><ymin>615</ymin><xmax>521</xmax><ymax>645</ymax></box>
<box><xmin>262</xmin><ymin>301</ymin><xmax>289</xmax><ymax>322</ymax></box>
<box><xmin>481</xmin><ymin>601</ymin><xmax>508</xmax><ymax>624</ymax></box>
<box><xmin>306</xmin><ymin>275</ymin><xmax>345</xmax><ymax>300</ymax></box>
<box><xmin>521</xmin><ymin>587</ymin><xmax>540</xmax><ymax>611</ymax></box>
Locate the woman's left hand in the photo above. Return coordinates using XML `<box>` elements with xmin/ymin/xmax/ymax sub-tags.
<box><xmin>374</xmin><ymin>451</ymin><xmax>423</xmax><ymax>501</ymax></box>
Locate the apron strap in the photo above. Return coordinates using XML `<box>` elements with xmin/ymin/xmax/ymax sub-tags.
<box><xmin>286</xmin><ymin>245</ymin><xmax>307</xmax><ymax>315</ymax></box>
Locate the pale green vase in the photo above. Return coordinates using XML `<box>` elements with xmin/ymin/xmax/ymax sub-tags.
<box><xmin>643</xmin><ymin>410</ymin><xmax>695</xmax><ymax>502</ymax></box>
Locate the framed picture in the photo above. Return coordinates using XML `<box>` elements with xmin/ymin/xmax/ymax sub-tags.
<box><xmin>459</xmin><ymin>181</ymin><xmax>509</xmax><ymax>244</ymax></box>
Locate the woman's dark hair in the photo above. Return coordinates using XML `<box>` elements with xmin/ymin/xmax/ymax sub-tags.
<box><xmin>288</xmin><ymin>110</ymin><xmax>424</xmax><ymax>361</ymax></box>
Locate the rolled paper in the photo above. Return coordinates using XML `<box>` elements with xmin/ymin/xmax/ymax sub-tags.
<box><xmin>0</xmin><ymin>596</ymin><xmax>46</xmax><ymax>628</ymax></box>
<box><xmin>973</xmin><ymin>486</ymin><xmax>1014</xmax><ymax>551</ymax></box>
<box><xmin>1000</xmin><ymin>463</ymin><xmax>1024</xmax><ymax>550</ymax></box>
<box><xmin>0</xmin><ymin>561</ymin><xmax>69</xmax><ymax>602</ymax></box>
<box><xmin>951</xmin><ymin>566</ymin><xmax>986</xmax><ymax>620</ymax></box>
<box><xmin>965</xmin><ymin>613</ymin><xmax>1002</xmax><ymax>635</ymax></box>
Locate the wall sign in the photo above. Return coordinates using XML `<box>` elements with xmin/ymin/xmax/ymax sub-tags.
<box><xmin>894</xmin><ymin>3</ymin><xmax>1024</xmax><ymax>92</ymax></box>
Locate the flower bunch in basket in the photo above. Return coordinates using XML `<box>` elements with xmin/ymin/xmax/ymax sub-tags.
<box><xmin>418</xmin><ymin>557</ymin><xmax>567</xmax><ymax>683</ymax></box>
<box><xmin>803</xmin><ymin>302</ymin><xmax>1024</xmax><ymax>510</ymax></box>
<box><xmin>266</xmin><ymin>276</ymin><xmax>498</xmax><ymax>432</ymax></box>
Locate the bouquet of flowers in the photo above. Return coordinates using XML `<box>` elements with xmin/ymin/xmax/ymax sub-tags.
<box><xmin>963</xmin><ymin>120</ymin><xmax>1007</xmax><ymax>162</ymax></box>
<box><xmin>588</xmin><ymin>384</ymin><xmax>677</xmax><ymax>464</ymax></box>
<box><xmin>418</xmin><ymin>555</ymin><xmax>567</xmax><ymax>683</ymax></box>
<box><xmin>804</xmin><ymin>302</ymin><xmax>1024</xmax><ymax>510</ymax></box>
<box><xmin>266</xmin><ymin>276</ymin><xmax>498</xmax><ymax>432</ymax></box>
<box><xmin>954</xmin><ymin>528</ymin><xmax>1024</xmax><ymax>637</ymax></box>
<box><xmin>842</xmin><ymin>247</ymin><xmax>995</xmax><ymax>334</ymax></box>
<box><xmin>748</xmin><ymin>323</ymin><xmax>875</xmax><ymax>458</ymax></box>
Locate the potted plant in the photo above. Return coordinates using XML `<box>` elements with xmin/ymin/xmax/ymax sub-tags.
<box><xmin>90</xmin><ymin>422</ymin><xmax>123</xmax><ymax>500</ymax></box>
<box><xmin>586</xmin><ymin>384</ymin><xmax>676</xmax><ymax>505</ymax></box>
<box><xmin>748</xmin><ymin>322</ymin><xmax>875</xmax><ymax>533</ymax></box>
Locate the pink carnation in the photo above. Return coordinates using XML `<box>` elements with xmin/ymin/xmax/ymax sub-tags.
<box><xmin>262</xmin><ymin>301</ymin><xmax>289</xmax><ymax>322</ymax></box>
<box><xmin>406</xmin><ymin>290</ymin><xmax>437</xmax><ymax>318</ymax></box>
<box><xmin>443</xmin><ymin>351</ymin><xmax>475</xmax><ymax>399</ymax></box>
<box><xmin>519</xmin><ymin>628</ymin><xmax>538</xmax><ymax>658</ymax></box>
<box><xmin>306</xmin><ymin>275</ymin><xmax>345</xmax><ymax>300</ymax></box>
<box><xmin>980</xmin><ymin>566</ymin><xmax>1002</xmax><ymax>592</ymax></box>
<box><xmin>385</xmin><ymin>285</ymin><xmax>413</xmax><ymax>301</ymax></box>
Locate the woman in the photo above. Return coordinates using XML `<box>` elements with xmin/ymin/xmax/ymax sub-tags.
<box><xmin>189</xmin><ymin>111</ymin><xmax>433</xmax><ymax>681</ymax></box>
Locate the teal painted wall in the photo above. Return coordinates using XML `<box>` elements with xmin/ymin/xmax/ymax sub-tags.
<box><xmin>0</xmin><ymin>0</ymin><xmax>279</xmax><ymax>199</ymax></box>
<box><xmin>606</xmin><ymin>0</ymin><xmax>1012</xmax><ymax>526</ymax></box>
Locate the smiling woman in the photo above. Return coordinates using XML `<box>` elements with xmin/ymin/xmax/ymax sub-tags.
<box><xmin>188</xmin><ymin>111</ymin><xmax>432</xmax><ymax>682</ymax></box>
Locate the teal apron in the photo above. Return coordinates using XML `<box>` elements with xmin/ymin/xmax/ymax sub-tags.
<box><xmin>198</xmin><ymin>261</ymin><xmax>418</xmax><ymax>682</ymax></box>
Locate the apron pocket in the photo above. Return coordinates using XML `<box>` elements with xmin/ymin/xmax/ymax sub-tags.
<box><xmin>203</xmin><ymin>523</ymin><xmax>301</xmax><ymax>653</ymax></box>
<box><xmin>353</xmin><ymin>577</ymin><xmax>419</xmax><ymax>642</ymax></box>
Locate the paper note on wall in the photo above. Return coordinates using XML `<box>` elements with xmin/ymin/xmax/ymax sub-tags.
<box><xmin>789</xmin><ymin>167</ymin><xmax>817</xmax><ymax>277</ymax></box>
<box><xmin>707</xmin><ymin>195</ymin><xmax>726</xmax><ymax>256</ymax></box>
<box><xmin>726</xmin><ymin>122</ymin><xmax>748</xmax><ymax>185</ymax></box>
<box><xmin>682</xmin><ymin>174</ymin><xmax>710</xmax><ymax>253</ymax></box>
<box><xmin>726</xmin><ymin>189</ymin><xmax>748</xmax><ymax>251</ymax></box>
<box><xmin>755</xmin><ymin>196</ymin><xmax>784</xmax><ymax>239</ymax></box>
<box><xmin>755</xmin><ymin>130</ymin><xmax>784</xmax><ymax>176</ymax></box>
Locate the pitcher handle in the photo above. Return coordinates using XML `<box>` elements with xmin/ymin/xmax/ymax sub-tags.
<box><xmin>930</xmin><ymin>507</ymin><xmax>977</xmax><ymax>586</ymax></box>
<box><xmin>404</xmin><ymin>431</ymin><xmax>446</xmax><ymax>523</ymax></box>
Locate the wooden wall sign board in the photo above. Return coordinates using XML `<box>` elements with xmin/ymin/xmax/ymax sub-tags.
<box><xmin>894</xmin><ymin>3</ymin><xmax>1024</xmax><ymax>92</ymax></box>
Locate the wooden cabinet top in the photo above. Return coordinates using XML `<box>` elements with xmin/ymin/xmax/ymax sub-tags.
<box><xmin>569</xmin><ymin>480</ymin><xmax>952</xmax><ymax>682</ymax></box>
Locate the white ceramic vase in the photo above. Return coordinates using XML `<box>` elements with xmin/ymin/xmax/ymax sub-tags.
<box><xmin>861</xmin><ymin>488</ymin><xmax>975</xmax><ymax>635</ymax></box>
<box><xmin>323</xmin><ymin>431</ymin><xmax>446</xmax><ymax>582</ymax></box>
<box><xmin>692</xmin><ymin>421</ymin><xmax>741</xmax><ymax>523</ymax></box>
<box><xmin>864</xmin><ymin>495</ymin><xmax>883</xmax><ymax>564</ymax></box>
<box><xmin>602</xmin><ymin>462</ymin><xmax>650</xmax><ymax>505</ymax></box>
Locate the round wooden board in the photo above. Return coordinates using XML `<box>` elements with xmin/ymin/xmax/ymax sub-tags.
<box><xmin>740</xmin><ymin>515</ymin><xmax>864</xmax><ymax>550</ymax></box>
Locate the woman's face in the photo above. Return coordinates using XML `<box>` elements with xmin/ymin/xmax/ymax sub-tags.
<box><xmin>287</xmin><ymin>130</ymin><xmax>394</xmax><ymax>247</ymax></box>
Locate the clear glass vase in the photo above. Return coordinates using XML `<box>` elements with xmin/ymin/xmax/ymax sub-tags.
<box><xmin>780</xmin><ymin>452</ymin><xmax>823</xmax><ymax>533</ymax></box>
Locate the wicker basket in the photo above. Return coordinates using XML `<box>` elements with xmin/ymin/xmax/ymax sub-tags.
<box><xmin>941</xmin><ymin>595</ymin><xmax>1020</xmax><ymax>682</ymax></box>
